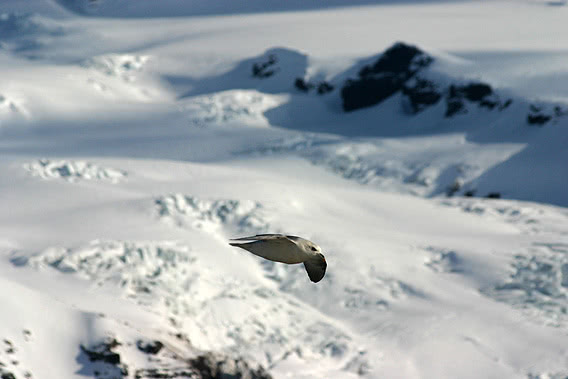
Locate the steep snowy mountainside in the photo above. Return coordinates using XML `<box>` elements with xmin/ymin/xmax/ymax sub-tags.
<box><xmin>2</xmin><ymin>156</ymin><xmax>568</xmax><ymax>378</ymax></box>
<box><xmin>2</xmin><ymin>31</ymin><xmax>567</xmax><ymax>204</ymax></box>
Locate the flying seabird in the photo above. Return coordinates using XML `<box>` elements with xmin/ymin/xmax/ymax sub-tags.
<box><xmin>229</xmin><ymin>234</ymin><xmax>327</xmax><ymax>283</ymax></box>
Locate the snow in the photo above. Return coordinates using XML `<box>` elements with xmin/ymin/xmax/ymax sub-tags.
<box><xmin>24</xmin><ymin>159</ymin><xmax>127</xmax><ymax>182</ymax></box>
<box><xmin>1</xmin><ymin>0</ymin><xmax>568</xmax><ymax>378</ymax></box>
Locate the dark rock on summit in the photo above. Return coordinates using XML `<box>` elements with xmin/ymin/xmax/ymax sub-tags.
<box><xmin>294</xmin><ymin>78</ymin><xmax>334</xmax><ymax>95</ymax></box>
<box><xmin>445</xmin><ymin>86</ymin><xmax>467</xmax><ymax>117</ymax></box>
<box><xmin>341</xmin><ymin>76</ymin><xmax>396</xmax><ymax>112</ymax></box>
<box><xmin>341</xmin><ymin>42</ymin><xmax>433</xmax><ymax>112</ymax></box>
<box><xmin>445</xmin><ymin>98</ymin><xmax>466</xmax><ymax>117</ymax></box>
<box><xmin>294</xmin><ymin>77</ymin><xmax>313</xmax><ymax>92</ymax></box>
<box><xmin>339</xmin><ymin>42</ymin><xmax>512</xmax><ymax>117</ymax></box>
<box><xmin>445</xmin><ymin>82</ymin><xmax>501</xmax><ymax>117</ymax></box>
<box><xmin>402</xmin><ymin>77</ymin><xmax>442</xmax><ymax>113</ymax></box>
<box><xmin>527</xmin><ymin>104</ymin><xmax>553</xmax><ymax>125</ymax></box>
<box><xmin>460</xmin><ymin>83</ymin><xmax>493</xmax><ymax>102</ymax></box>
<box><xmin>358</xmin><ymin>42</ymin><xmax>432</xmax><ymax>77</ymax></box>
<box><xmin>316</xmin><ymin>81</ymin><xmax>334</xmax><ymax>95</ymax></box>
<box><xmin>527</xmin><ymin>113</ymin><xmax>552</xmax><ymax>125</ymax></box>
<box><xmin>252</xmin><ymin>54</ymin><xmax>278</xmax><ymax>78</ymax></box>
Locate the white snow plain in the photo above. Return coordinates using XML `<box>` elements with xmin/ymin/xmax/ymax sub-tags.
<box><xmin>1</xmin><ymin>0</ymin><xmax>568</xmax><ymax>378</ymax></box>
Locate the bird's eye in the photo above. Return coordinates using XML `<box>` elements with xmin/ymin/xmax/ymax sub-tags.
<box><xmin>311</xmin><ymin>247</ymin><xmax>317</xmax><ymax>251</ymax></box>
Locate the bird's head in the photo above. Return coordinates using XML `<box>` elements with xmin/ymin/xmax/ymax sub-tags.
<box><xmin>303</xmin><ymin>240</ymin><xmax>325</xmax><ymax>260</ymax></box>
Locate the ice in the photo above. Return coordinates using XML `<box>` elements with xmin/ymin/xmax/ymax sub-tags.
<box><xmin>155</xmin><ymin>194</ymin><xmax>270</xmax><ymax>237</ymax></box>
<box><xmin>81</xmin><ymin>54</ymin><xmax>150</xmax><ymax>82</ymax></box>
<box><xmin>482</xmin><ymin>245</ymin><xmax>568</xmax><ymax>328</ymax></box>
<box><xmin>24</xmin><ymin>159</ymin><xmax>127</xmax><ymax>183</ymax></box>
<box><xmin>14</xmin><ymin>239</ymin><xmax>371</xmax><ymax>376</ymax></box>
<box><xmin>179</xmin><ymin>90</ymin><xmax>286</xmax><ymax>128</ymax></box>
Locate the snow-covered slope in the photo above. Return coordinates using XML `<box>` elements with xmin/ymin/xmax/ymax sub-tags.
<box><xmin>1</xmin><ymin>1</ymin><xmax>568</xmax><ymax>378</ymax></box>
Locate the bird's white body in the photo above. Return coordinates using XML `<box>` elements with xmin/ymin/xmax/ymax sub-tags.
<box><xmin>229</xmin><ymin>234</ymin><xmax>327</xmax><ymax>282</ymax></box>
<box><xmin>236</xmin><ymin>236</ymin><xmax>310</xmax><ymax>264</ymax></box>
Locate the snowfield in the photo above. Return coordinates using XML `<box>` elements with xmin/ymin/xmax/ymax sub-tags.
<box><xmin>1</xmin><ymin>0</ymin><xmax>568</xmax><ymax>378</ymax></box>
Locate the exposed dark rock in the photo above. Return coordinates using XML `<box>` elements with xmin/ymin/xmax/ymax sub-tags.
<box><xmin>136</xmin><ymin>340</ymin><xmax>164</xmax><ymax>355</ymax></box>
<box><xmin>252</xmin><ymin>54</ymin><xmax>278</xmax><ymax>78</ymax></box>
<box><xmin>445</xmin><ymin>82</ymin><xmax>501</xmax><ymax>117</ymax></box>
<box><xmin>1</xmin><ymin>371</ymin><xmax>16</xmax><ymax>379</ymax></box>
<box><xmin>294</xmin><ymin>78</ymin><xmax>333</xmax><ymax>95</ymax></box>
<box><xmin>527</xmin><ymin>103</ymin><xmax>567</xmax><ymax>125</ymax></box>
<box><xmin>499</xmin><ymin>99</ymin><xmax>513</xmax><ymax>110</ymax></box>
<box><xmin>358</xmin><ymin>42</ymin><xmax>432</xmax><ymax>77</ymax></box>
<box><xmin>527</xmin><ymin>113</ymin><xmax>552</xmax><ymax>125</ymax></box>
<box><xmin>486</xmin><ymin>192</ymin><xmax>501</xmax><ymax>199</ymax></box>
<box><xmin>342</xmin><ymin>76</ymin><xmax>400</xmax><ymax>111</ymax></box>
<box><xmin>80</xmin><ymin>339</ymin><xmax>121</xmax><ymax>365</ymax></box>
<box><xmin>464</xmin><ymin>190</ymin><xmax>476</xmax><ymax>197</ymax></box>
<box><xmin>446</xmin><ymin>181</ymin><xmax>462</xmax><ymax>197</ymax></box>
<box><xmin>294</xmin><ymin>78</ymin><xmax>313</xmax><ymax>92</ymax></box>
<box><xmin>479</xmin><ymin>99</ymin><xmax>498</xmax><ymax>110</ymax></box>
<box><xmin>445</xmin><ymin>91</ymin><xmax>466</xmax><ymax>117</ymax></box>
<box><xmin>316</xmin><ymin>81</ymin><xmax>334</xmax><ymax>95</ymax></box>
<box><xmin>189</xmin><ymin>352</ymin><xmax>273</xmax><ymax>379</ymax></box>
<box><xmin>402</xmin><ymin>77</ymin><xmax>442</xmax><ymax>113</ymax></box>
<box><xmin>341</xmin><ymin>42</ymin><xmax>433</xmax><ymax>112</ymax></box>
<box><xmin>527</xmin><ymin>104</ymin><xmax>552</xmax><ymax>125</ymax></box>
<box><xmin>75</xmin><ymin>333</ymin><xmax>273</xmax><ymax>379</ymax></box>
<box><xmin>134</xmin><ymin>368</ymin><xmax>193</xmax><ymax>378</ymax></box>
<box><xmin>460</xmin><ymin>83</ymin><xmax>493</xmax><ymax>102</ymax></box>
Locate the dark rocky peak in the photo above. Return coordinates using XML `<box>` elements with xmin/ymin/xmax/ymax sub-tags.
<box><xmin>358</xmin><ymin>42</ymin><xmax>432</xmax><ymax>78</ymax></box>
<box><xmin>341</xmin><ymin>42</ymin><xmax>433</xmax><ymax>112</ymax></box>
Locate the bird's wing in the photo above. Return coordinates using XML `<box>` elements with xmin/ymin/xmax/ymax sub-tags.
<box><xmin>229</xmin><ymin>234</ymin><xmax>299</xmax><ymax>262</ymax></box>
<box><xmin>230</xmin><ymin>234</ymin><xmax>299</xmax><ymax>244</ymax></box>
<box><xmin>303</xmin><ymin>255</ymin><xmax>327</xmax><ymax>283</ymax></box>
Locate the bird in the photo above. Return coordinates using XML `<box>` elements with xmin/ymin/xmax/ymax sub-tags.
<box><xmin>229</xmin><ymin>234</ymin><xmax>327</xmax><ymax>283</ymax></box>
